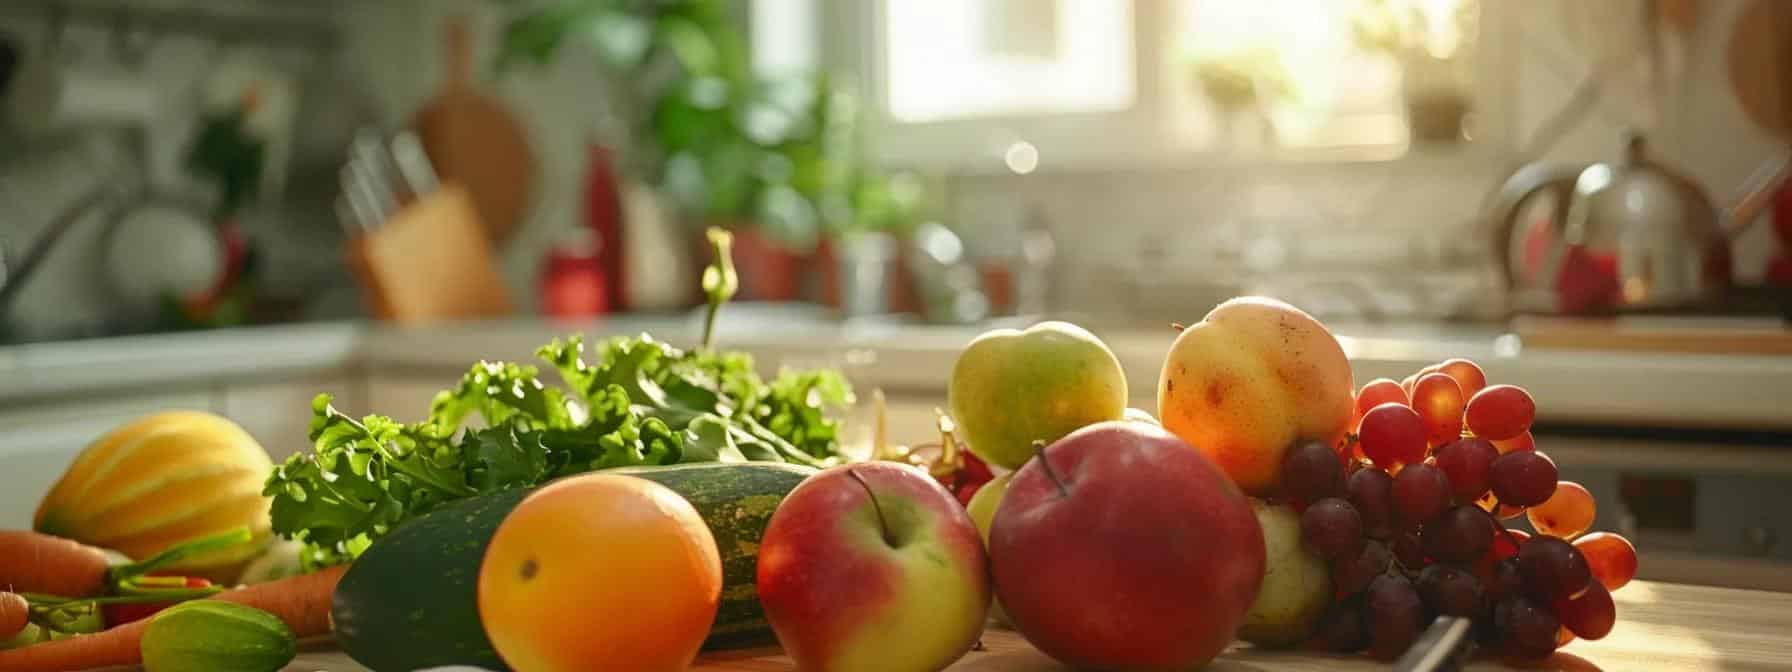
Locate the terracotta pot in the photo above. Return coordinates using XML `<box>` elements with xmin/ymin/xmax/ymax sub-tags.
<box><xmin>713</xmin><ymin>224</ymin><xmax>802</xmax><ymax>302</ymax></box>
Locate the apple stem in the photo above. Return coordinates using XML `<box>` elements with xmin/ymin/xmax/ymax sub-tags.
<box><xmin>848</xmin><ymin>468</ymin><xmax>900</xmax><ymax>547</ymax></box>
<box><xmin>1170</xmin><ymin>322</ymin><xmax>1187</xmax><ymax>332</ymax></box>
<box><xmin>1031</xmin><ymin>440</ymin><xmax>1070</xmax><ymax>498</ymax></box>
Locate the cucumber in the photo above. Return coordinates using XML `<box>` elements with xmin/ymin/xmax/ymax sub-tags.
<box><xmin>141</xmin><ymin>601</ymin><xmax>297</xmax><ymax>672</ymax></box>
<box><xmin>331</xmin><ymin>462</ymin><xmax>815</xmax><ymax>672</ymax></box>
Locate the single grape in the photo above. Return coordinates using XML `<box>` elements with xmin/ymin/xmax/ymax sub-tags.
<box><xmin>1302</xmin><ymin>498</ymin><xmax>1365</xmax><ymax>560</ymax></box>
<box><xmin>1365</xmin><ymin>574</ymin><xmax>1426</xmax><ymax>661</ymax></box>
<box><xmin>1354</xmin><ymin>378</ymin><xmax>1410</xmax><ymax>428</ymax></box>
<box><xmin>1411</xmin><ymin>373</ymin><xmax>1466</xmax><ymax>447</ymax></box>
<box><xmin>1486</xmin><ymin>557</ymin><xmax>1524</xmax><ymax>603</ymax></box>
<box><xmin>1493</xmin><ymin>596</ymin><xmax>1560</xmax><ymax>660</ymax></box>
<box><xmin>1392</xmin><ymin>462</ymin><xmax>1452</xmax><ymax>525</ymax></box>
<box><xmin>1489</xmin><ymin>451</ymin><xmax>1558</xmax><ymax>507</ymax></box>
<box><xmin>1554</xmin><ymin>579</ymin><xmax>1616</xmax><ymax>640</ymax></box>
<box><xmin>1492</xmin><ymin>430</ymin><xmax>1535</xmax><ymax>454</ymax></box>
<box><xmin>1574</xmin><ymin>532</ymin><xmax>1638</xmax><ymax>591</ymax></box>
<box><xmin>1437</xmin><ymin>358</ymin><xmax>1487</xmax><ymax>398</ymax></box>
<box><xmin>1423</xmin><ymin>505</ymin><xmax>1495</xmax><ymax>563</ymax></box>
<box><xmin>1359</xmin><ymin>403</ymin><xmax>1428</xmax><ymax>469</ymax></box>
<box><xmin>1393</xmin><ymin>529</ymin><xmax>1426</xmax><ymax>569</ymax></box>
<box><xmin>1516</xmin><ymin>536</ymin><xmax>1593</xmax><ymax>601</ymax></box>
<box><xmin>1528</xmin><ymin>481</ymin><xmax>1596</xmax><ymax>539</ymax></box>
<box><xmin>1417</xmin><ymin>563</ymin><xmax>1484</xmax><ymax>617</ymax></box>
<box><xmin>1464</xmin><ymin>384</ymin><xmax>1536</xmax><ymax>440</ymax></box>
<box><xmin>1282</xmin><ymin>439</ymin><xmax>1343</xmax><ymax>502</ymax></box>
<box><xmin>1312</xmin><ymin>597</ymin><xmax>1369</xmax><ymax>652</ymax></box>
<box><xmin>1334</xmin><ymin>540</ymin><xmax>1393</xmax><ymax>595</ymax></box>
<box><xmin>1434</xmin><ymin>437</ymin><xmax>1499</xmax><ymax>502</ymax></box>
<box><xmin>1347</xmin><ymin>467</ymin><xmax>1396</xmax><ymax>539</ymax></box>
<box><xmin>1491</xmin><ymin>528</ymin><xmax>1531</xmax><ymax>561</ymax></box>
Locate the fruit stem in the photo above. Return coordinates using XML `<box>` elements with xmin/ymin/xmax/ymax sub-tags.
<box><xmin>1031</xmin><ymin>440</ymin><xmax>1070</xmax><ymax>498</ymax></box>
<box><xmin>1170</xmin><ymin>322</ymin><xmax>1187</xmax><ymax>332</ymax></box>
<box><xmin>1483</xmin><ymin>498</ymin><xmax>1526</xmax><ymax>549</ymax></box>
<box><xmin>848</xmin><ymin>468</ymin><xmax>900</xmax><ymax>547</ymax></box>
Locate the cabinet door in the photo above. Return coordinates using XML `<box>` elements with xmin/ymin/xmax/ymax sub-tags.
<box><xmin>0</xmin><ymin>392</ymin><xmax>215</xmax><ymax>529</ymax></box>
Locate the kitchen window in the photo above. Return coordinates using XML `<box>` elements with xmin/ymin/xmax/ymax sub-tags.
<box><xmin>826</xmin><ymin>0</ymin><xmax>1503</xmax><ymax>170</ymax></box>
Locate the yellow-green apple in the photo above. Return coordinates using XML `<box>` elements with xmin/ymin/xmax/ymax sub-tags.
<box><xmin>963</xmin><ymin>471</ymin><xmax>1014</xmax><ymax>626</ymax></box>
<box><xmin>949</xmin><ymin>321</ymin><xmax>1127</xmax><ymax>469</ymax></box>
<box><xmin>756</xmin><ymin>462</ymin><xmax>990</xmax><ymax>672</ymax></box>
<box><xmin>989</xmin><ymin>421</ymin><xmax>1265</xmax><ymax>669</ymax></box>
<box><xmin>1238</xmin><ymin>499</ymin><xmax>1331</xmax><ymax>647</ymax></box>
<box><xmin>1158</xmin><ymin>297</ymin><xmax>1353</xmax><ymax>495</ymax></box>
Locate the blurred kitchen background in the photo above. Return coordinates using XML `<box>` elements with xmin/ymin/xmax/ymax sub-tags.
<box><xmin>4</xmin><ymin>0</ymin><xmax>1792</xmax><ymax>590</ymax></box>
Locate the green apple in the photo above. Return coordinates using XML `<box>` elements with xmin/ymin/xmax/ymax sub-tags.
<box><xmin>1238</xmin><ymin>498</ymin><xmax>1331</xmax><ymax>647</ymax></box>
<box><xmin>756</xmin><ymin>462</ymin><xmax>990</xmax><ymax>671</ymax></box>
<box><xmin>949</xmin><ymin>321</ymin><xmax>1128</xmax><ymax>469</ymax></box>
<box><xmin>964</xmin><ymin>472</ymin><xmax>1014</xmax><ymax>626</ymax></box>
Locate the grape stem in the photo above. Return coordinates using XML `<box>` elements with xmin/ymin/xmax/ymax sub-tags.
<box><xmin>1484</xmin><ymin>496</ymin><xmax>1527</xmax><ymax>549</ymax></box>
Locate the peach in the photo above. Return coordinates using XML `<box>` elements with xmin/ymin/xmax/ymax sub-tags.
<box><xmin>1157</xmin><ymin>297</ymin><xmax>1354</xmax><ymax>495</ymax></box>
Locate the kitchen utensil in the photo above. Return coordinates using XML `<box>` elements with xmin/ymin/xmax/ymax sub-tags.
<box><xmin>835</xmin><ymin>231</ymin><xmax>898</xmax><ymax>318</ymax></box>
<box><xmin>413</xmin><ymin>15</ymin><xmax>533</xmax><ymax>246</ymax></box>
<box><xmin>1727</xmin><ymin>0</ymin><xmax>1792</xmax><ymax>139</ymax></box>
<box><xmin>1488</xmin><ymin>133</ymin><xmax>1792</xmax><ymax>313</ymax></box>
<box><xmin>620</xmin><ymin>180</ymin><xmax>695</xmax><ymax>310</ymax></box>
<box><xmin>339</xmin><ymin>130</ymin><xmax>512</xmax><ymax>323</ymax></box>
<box><xmin>101</xmin><ymin>196</ymin><xmax>221</xmax><ymax>315</ymax></box>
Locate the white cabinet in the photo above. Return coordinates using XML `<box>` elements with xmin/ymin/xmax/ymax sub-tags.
<box><xmin>0</xmin><ymin>391</ymin><xmax>215</xmax><ymax>529</ymax></box>
<box><xmin>221</xmin><ymin>376</ymin><xmax>363</xmax><ymax>462</ymax></box>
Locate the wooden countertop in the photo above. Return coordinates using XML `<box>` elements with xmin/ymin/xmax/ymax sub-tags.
<box><xmin>273</xmin><ymin>581</ymin><xmax>1788</xmax><ymax>672</ymax></box>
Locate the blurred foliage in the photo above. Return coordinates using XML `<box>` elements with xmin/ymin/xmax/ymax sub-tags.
<box><xmin>495</xmin><ymin>0</ymin><xmax>921</xmax><ymax>252</ymax></box>
<box><xmin>1350</xmin><ymin>0</ymin><xmax>1478</xmax><ymax>61</ymax></box>
<box><xmin>1189</xmin><ymin>47</ymin><xmax>1295</xmax><ymax>111</ymax></box>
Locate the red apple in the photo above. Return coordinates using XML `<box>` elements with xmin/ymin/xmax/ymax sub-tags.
<box><xmin>756</xmin><ymin>462</ymin><xmax>990</xmax><ymax>672</ymax></box>
<box><xmin>990</xmin><ymin>421</ymin><xmax>1265</xmax><ymax>670</ymax></box>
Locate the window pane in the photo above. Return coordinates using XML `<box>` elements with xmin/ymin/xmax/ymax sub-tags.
<box><xmin>884</xmin><ymin>0</ymin><xmax>1136</xmax><ymax>123</ymax></box>
<box><xmin>1173</xmin><ymin>0</ymin><xmax>1477</xmax><ymax>151</ymax></box>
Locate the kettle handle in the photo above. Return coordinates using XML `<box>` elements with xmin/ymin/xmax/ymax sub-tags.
<box><xmin>1487</xmin><ymin>162</ymin><xmax>1584</xmax><ymax>290</ymax></box>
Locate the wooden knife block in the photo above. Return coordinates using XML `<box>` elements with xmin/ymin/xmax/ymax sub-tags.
<box><xmin>347</xmin><ymin>184</ymin><xmax>513</xmax><ymax>323</ymax></box>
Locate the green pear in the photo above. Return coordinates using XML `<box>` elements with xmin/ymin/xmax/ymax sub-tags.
<box><xmin>948</xmin><ymin>322</ymin><xmax>1128</xmax><ymax>469</ymax></box>
<box><xmin>965</xmin><ymin>472</ymin><xmax>1015</xmax><ymax>626</ymax></box>
<box><xmin>1238</xmin><ymin>498</ymin><xmax>1332</xmax><ymax>647</ymax></box>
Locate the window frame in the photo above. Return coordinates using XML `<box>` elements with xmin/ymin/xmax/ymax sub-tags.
<box><xmin>824</xmin><ymin>0</ymin><xmax>1521</xmax><ymax>174</ymax></box>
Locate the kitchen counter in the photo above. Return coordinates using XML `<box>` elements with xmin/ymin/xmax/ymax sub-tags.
<box><xmin>261</xmin><ymin>580</ymin><xmax>1786</xmax><ymax>671</ymax></box>
<box><xmin>4</xmin><ymin>313</ymin><xmax>1791</xmax><ymax>430</ymax></box>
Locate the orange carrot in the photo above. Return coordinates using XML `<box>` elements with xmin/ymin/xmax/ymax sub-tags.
<box><xmin>0</xmin><ymin>592</ymin><xmax>27</xmax><ymax>639</ymax></box>
<box><xmin>0</xmin><ymin>564</ymin><xmax>347</xmax><ymax>671</ymax></box>
<box><xmin>0</xmin><ymin>531</ymin><xmax>111</xmax><ymax>598</ymax></box>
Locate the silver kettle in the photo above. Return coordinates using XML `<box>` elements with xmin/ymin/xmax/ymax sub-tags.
<box><xmin>1489</xmin><ymin>134</ymin><xmax>1789</xmax><ymax>313</ymax></box>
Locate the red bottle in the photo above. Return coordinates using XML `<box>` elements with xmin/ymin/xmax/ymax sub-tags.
<box><xmin>583</xmin><ymin>144</ymin><xmax>627</xmax><ymax>311</ymax></box>
<box><xmin>539</xmin><ymin>228</ymin><xmax>609</xmax><ymax>319</ymax></box>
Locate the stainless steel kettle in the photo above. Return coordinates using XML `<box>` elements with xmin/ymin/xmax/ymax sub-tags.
<box><xmin>1489</xmin><ymin>134</ymin><xmax>1789</xmax><ymax>313</ymax></box>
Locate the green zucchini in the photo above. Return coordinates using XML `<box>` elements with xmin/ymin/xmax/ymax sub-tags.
<box><xmin>330</xmin><ymin>462</ymin><xmax>815</xmax><ymax>672</ymax></box>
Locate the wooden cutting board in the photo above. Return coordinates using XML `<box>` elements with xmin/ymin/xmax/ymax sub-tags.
<box><xmin>413</xmin><ymin>15</ymin><xmax>534</xmax><ymax>246</ymax></box>
<box><xmin>1513</xmin><ymin>316</ymin><xmax>1792</xmax><ymax>355</ymax></box>
<box><xmin>269</xmin><ymin>581</ymin><xmax>1790</xmax><ymax>671</ymax></box>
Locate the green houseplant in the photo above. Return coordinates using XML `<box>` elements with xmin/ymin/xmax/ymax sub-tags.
<box><xmin>497</xmin><ymin>0</ymin><xmax>919</xmax><ymax>301</ymax></box>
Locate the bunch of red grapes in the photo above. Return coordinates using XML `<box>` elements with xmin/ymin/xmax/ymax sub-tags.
<box><xmin>1281</xmin><ymin>358</ymin><xmax>1638</xmax><ymax>661</ymax></box>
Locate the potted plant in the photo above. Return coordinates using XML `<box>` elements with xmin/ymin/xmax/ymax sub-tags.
<box><xmin>498</xmin><ymin>0</ymin><xmax>896</xmax><ymax>302</ymax></box>
<box><xmin>1351</xmin><ymin>0</ymin><xmax>1478</xmax><ymax>144</ymax></box>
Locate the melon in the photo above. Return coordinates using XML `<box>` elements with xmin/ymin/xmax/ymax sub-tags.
<box><xmin>34</xmin><ymin>411</ymin><xmax>273</xmax><ymax>581</ymax></box>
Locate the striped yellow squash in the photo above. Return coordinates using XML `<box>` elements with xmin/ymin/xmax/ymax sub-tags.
<box><xmin>34</xmin><ymin>411</ymin><xmax>274</xmax><ymax>581</ymax></box>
